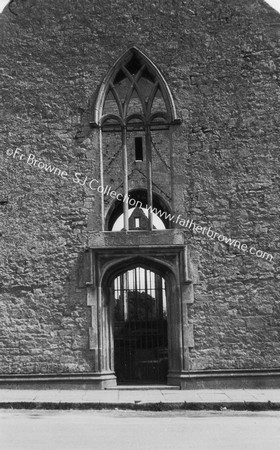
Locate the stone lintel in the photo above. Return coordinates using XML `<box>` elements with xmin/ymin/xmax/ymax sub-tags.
<box><xmin>88</xmin><ymin>230</ymin><xmax>185</xmax><ymax>247</ymax></box>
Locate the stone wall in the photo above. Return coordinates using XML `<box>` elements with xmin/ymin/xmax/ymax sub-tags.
<box><xmin>0</xmin><ymin>0</ymin><xmax>279</xmax><ymax>375</ymax></box>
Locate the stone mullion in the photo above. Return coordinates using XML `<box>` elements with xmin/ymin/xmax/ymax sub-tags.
<box><xmin>99</xmin><ymin>127</ymin><xmax>105</xmax><ymax>231</ymax></box>
<box><xmin>145</xmin><ymin>125</ymin><xmax>153</xmax><ymax>230</ymax></box>
<box><xmin>122</xmin><ymin>126</ymin><xmax>129</xmax><ymax>230</ymax></box>
<box><xmin>168</xmin><ymin>125</ymin><xmax>175</xmax><ymax>228</ymax></box>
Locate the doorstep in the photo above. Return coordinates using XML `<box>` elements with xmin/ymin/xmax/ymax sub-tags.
<box><xmin>106</xmin><ymin>385</ymin><xmax>180</xmax><ymax>390</ymax></box>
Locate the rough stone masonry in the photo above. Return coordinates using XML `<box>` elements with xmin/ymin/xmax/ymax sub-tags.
<box><xmin>0</xmin><ymin>0</ymin><xmax>279</xmax><ymax>388</ymax></box>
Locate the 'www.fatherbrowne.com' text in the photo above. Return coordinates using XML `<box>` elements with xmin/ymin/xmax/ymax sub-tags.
<box><xmin>6</xmin><ymin>148</ymin><xmax>274</xmax><ymax>263</ymax></box>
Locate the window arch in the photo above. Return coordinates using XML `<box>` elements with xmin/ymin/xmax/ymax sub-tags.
<box><xmin>105</xmin><ymin>189</ymin><xmax>172</xmax><ymax>231</ymax></box>
<box><xmin>93</xmin><ymin>47</ymin><xmax>179</xmax><ymax>128</ymax></box>
<box><xmin>93</xmin><ymin>48</ymin><xmax>180</xmax><ymax>231</ymax></box>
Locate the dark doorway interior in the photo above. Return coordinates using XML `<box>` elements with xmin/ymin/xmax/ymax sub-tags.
<box><xmin>114</xmin><ymin>267</ymin><xmax>168</xmax><ymax>384</ymax></box>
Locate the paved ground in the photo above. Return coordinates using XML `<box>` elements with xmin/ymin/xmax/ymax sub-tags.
<box><xmin>1</xmin><ymin>409</ymin><xmax>280</xmax><ymax>450</ymax></box>
<box><xmin>1</xmin><ymin>388</ymin><xmax>280</xmax><ymax>409</ymax></box>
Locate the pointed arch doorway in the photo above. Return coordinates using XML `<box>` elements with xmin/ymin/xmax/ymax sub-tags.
<box><xmin>113</xmin><ymin>266</ymin><xmax>168</xmax><ymax>384</ymax></box>
<box><xmin>87</xmin><ymin>245</ymin><xmax>188</xmax><ymax>388</ymax></box>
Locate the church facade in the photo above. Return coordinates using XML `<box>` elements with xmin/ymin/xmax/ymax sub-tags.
<box><xmin>0</xmin><ymin>0</ymin><xmax>279</xmax><ymax>389</ymax></box>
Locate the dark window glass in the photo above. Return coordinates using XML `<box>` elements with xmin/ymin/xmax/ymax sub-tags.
<box><xmin>135</xmin><ymin>137</ymin><xmax>143</xmax><ymax>161</ymax></box>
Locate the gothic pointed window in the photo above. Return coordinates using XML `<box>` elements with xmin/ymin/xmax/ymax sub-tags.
<box><xmin>93</xmin><ymin>48</ymin><xmax>180</xmax><ymax>231</ymax></box>
<box><xmin>95</xmin><ymin>49</ymin><xmax>176</xmax><ymax>127</ymax></box>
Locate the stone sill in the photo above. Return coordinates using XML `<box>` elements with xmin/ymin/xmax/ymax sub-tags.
<box><xmin>88</xmin><ymin>229</ymin><xmax>185</xmax><ymax>248</ymax></box>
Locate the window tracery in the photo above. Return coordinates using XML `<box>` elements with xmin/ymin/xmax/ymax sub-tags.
<box><xmin>93</xmin><ymin>48</ymin><xmax>180</xmax><ymax>231</ymax></box>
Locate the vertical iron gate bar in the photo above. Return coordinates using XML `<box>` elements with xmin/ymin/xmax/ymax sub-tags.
<box><xmin>114</xmin><ymin>267</ymin><xmax>168</xmax><ymax>384</ymax></box>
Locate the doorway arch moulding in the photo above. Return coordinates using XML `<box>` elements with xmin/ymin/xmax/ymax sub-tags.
<box><xmin>83</xmin><ymin>237</ymin><xmax>197</xmax><ymax>389</ymax></box>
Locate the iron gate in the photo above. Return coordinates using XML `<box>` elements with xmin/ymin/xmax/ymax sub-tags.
<box><xmin>114</xmin><ymin>267</ymin><xmax>168</xmax><ymax>384</ymax></box>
